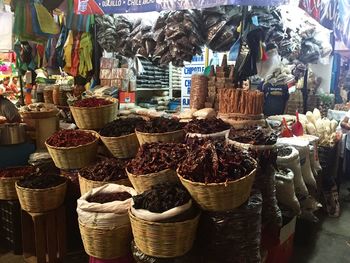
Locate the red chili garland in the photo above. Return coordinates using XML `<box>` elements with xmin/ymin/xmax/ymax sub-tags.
<box><xmin>73</xmin><ymin>98</ymin><xmax>112</xmax><ymax>107</ymax></box>
<box><xmin>47</xmin><ymin>130</ymin><xmax>96</xmax><ymax>147</ymax></box>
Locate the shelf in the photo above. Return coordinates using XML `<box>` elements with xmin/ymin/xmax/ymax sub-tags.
<box><xmin>172</xmin><ymin>88</ymin><xmax>182</xmax><ymax>91</ymax></box>
<box><xmin>137</xmin><ymin>88</ymin><xmax>169</xmax><ymax>91</ymax></box>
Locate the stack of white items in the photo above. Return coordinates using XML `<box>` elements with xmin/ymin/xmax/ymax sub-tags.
<box><xmin>276</xmin><ymin>144</ymin><xmax>321</xmax><ymax>222</ymax></box>
<box><xmin>298</xmin><ymin>108</ymin><xmax>338</xmax><ymax>147</ymax></box>
<box><xmin>178</xmin><ymin>108</ymin><xmax>216</xmax><ymax>122</ymax></box>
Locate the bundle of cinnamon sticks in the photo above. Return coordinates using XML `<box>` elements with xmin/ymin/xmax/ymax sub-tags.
<box><xmin>218</xmin><ymin>88</ymin><xmax>264</xmax><ymax>115</ymax></box>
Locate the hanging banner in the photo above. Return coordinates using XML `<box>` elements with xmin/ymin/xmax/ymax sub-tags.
<box><xmin>298</xmin><ymin>0</ymin><xmax>337</xmax><ymax>30</ymax></box>
<box><xmin>74</xmin><ymin>0</ymin><xmax>289</xmax><ymax>14</ymax></box>
<box><xmin>335</xmin><ymin>0</ymin><xmax>350</xmax><ymax>49</ymax></box>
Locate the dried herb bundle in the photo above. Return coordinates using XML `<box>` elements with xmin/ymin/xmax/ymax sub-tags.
<box><xmin>136</xmin><ymin>117</ymin><xmax>184</xmax><ymax>133</ymax></box>
<box><xmin>80</xmin><ymin>158</ymin><xmax>128</xmax><ymax>182</ymax></box>
<box><xmin>178</xmin><ymin>140</ymin><xmax>256</xmax><ymax>183</ymax></box>
<box><xmin>133</xmin><ymin>183</ymin><xmax>191</xmax><ymax>213</ymax></box>
<box><xmin>127</xmin><ymin>142</ymin><xmax>187</xmax><ymax>175</ymax></box>
<box><xmin>229</xmin><ymin>127</ymin><xmax>278</xmax><ymax>145</ymax></box>
<box><xmin>184</xmin><ymin>118</ymin><xmax>230</xmax><ymax>134</ymax></box>
<box><xmin>100</xmin><ymin>118</ymin><xmax>145</xmax><ymax>137</ymax></box>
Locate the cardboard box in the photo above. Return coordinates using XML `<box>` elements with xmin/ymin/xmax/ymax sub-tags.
<box><xmin>100</xmin><ymin>69</ymin><xmax>112</xmax><ymax>80</ymax></box>
<box><xmin>119</xmin><ymin>92</ymin><xmax>135</xmax><ymax>103</ymax></box>
<box><xmin>266</xmin><ymin>217</ymin><xmax>296</xmax><ymax>263</ymax></box>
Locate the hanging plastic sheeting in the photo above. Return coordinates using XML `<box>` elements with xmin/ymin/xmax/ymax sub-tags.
<box><xmin>0</xmin><ymin>12</ymin><xmax>13</xmax><ymax>51</ymax></box>
<box><xmin>74</xmin><ymin>0</ymin><xmax>290</xmax><ymax>15</ymax></box>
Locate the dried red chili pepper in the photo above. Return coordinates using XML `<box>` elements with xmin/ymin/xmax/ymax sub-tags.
<box><xmin>46</xmin><ymin>130</ymin><xmax>96</xmax><ymax>147</ymax></box>
<box><xmin>80</xmin><ymin>158</ymin><xmax>128</xmax><ymax>181</ymax></box>
<box><xmin>73</xmin><ymin>98</ymin><xmax>112</xmax><ymax>107</ymax></box>
<box><xmin>178</xmin><ymin>139</ymin><xmax>256</xmax><ymax>183</ymax></box>
<box><xmin>127</xmin><ymin>142</ymin><xmax>187</xmax><ymax>175</ymax></box>
<box><xmin>0</xmin><ymin>166</ymin><xmax>36</xmax><ymax>178</ymax></box>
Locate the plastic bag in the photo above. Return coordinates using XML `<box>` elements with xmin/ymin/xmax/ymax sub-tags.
<box><xmin>198</xmin><ymin>191</ymin><xmax>262</xmax><ymax>263</ymax></box>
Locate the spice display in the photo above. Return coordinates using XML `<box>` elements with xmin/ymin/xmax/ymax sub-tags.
<box><xmin>80</xmin><ymin>158</ymin><xmax>128</xmax><ymax>182</ymax></box>
<box><xmin>198</xmin><ymin>191</ymin><xmax>262</xmax><ymax>263</ymax></box>
<box><xmin>184</xmin><ymin>118</ymin><xmax>230</xmax><ymax>134</ymax></box>
<box><xmin>178</xmin><ymin>140</ymin><xmax>256</xmax><ymax>183</ymax></box>
<box><xmin>87</xmin><ymin>192</ymin><xmax>132</xmax><ymax>204</ymax></box>
<box><xmin>73</xmin><ymin>97</ymin><xmax>112</xmax><ymax>107</ymax></box>
<box><xmin>218</xmin><ymin>89</ymin><xmax>264</xmax><ymax>115</ymax></box>
<box><xmin>0</xmin><ymin>166</ymin><xmax>35</xmax><ymax>178</ymax></box>
<box><xmin>100</xmin><ymin>118</ymin><xmax>145</xmax><ymax>137</ymax></box>
<box><xmin>127</xmin><ymin>143</ymin><xmax>187</xmax><ymax>175</ymax></box>
<box><xmin>190</xmin><ymin>74</ymin><xmax>208</xmax><ymax>110</ymax></box>
<box><xmin>229</xmin><ymin>127</ymin><xmax>278</xmax><ymax>145</ymax></box>
<box><xmin>133</xmin><ymin>183</ymin><xmax>191</xmax><ymax>213</ymax></box>
<box><xmin>46</xmin><ymin>130</ymin><xmax>96</xmax><ymax>147</ymax></box>
<box><xmin>136</xmin><ymin>117</ymin><xmax>184</xmax><ymax>133</ymax></box>
<box><xmin>17</xmin><ymin>173</ymin><xmax>66</xmax><ymax>189</ymax></box>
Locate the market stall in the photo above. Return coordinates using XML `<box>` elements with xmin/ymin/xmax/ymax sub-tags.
<box><xmin>1</xmin><ymin>0</ymin><xmax>350</xmax><ymax>263</ymax></box>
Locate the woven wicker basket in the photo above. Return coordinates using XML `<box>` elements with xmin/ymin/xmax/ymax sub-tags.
<box><xmin>100</xmin><ymin>133</ymin><xmax>139</xmax><ymax>158</ymax></box>
<box><xmin>79</xmin><ymin>220</ymin><xmax>132</xmax><ymax>259</ymax></box>
<box><xmin>0</xmin><ymin>176</ymin><xmax>23</xmax><ymax>200</ymax></box>
<box><xmin>78</xmin><ymin>174</ymin><xmax>131</xmax><ymax>195</ymax></box>
<box><xmin>129</xmin><ymin>210</ymin><xmax>200</xmax><ymax>258</ymax></box>
<box><xmin>228</xmin><ymin>140</ymin><xmax>277</xmax><ymax>151</ymax></box>
<box><xmin>135</xmin><ymin>129</ymin><xmax>185</xmax><ymax>145</ymax></box>
<box><xmin>178</xmin><ymin>165</ymin><xmax>256</xmax><ymax>212</ymax></box>
<box><xmin>45</xmin><ymin>130</ymin><xmax>99</xmax><ymax>170</ymax></box>
<box><xmin>70</xmin><ymin>101</ymin><xmax>118</xmax><ymax>130</ymax></box>
<box><xmin>15</xmin><ymin>181</ymin><xmax>67</xmax><ymax>213</ymax></box>
<box><xmin>126</xmin><ymin>168</ymin><xmax>178</xmax><ymax>193</ymax></box>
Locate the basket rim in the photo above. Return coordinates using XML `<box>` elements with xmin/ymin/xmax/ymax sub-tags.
<box><xmin>128</xmin><ymin>208</ymin><xmax>200</xmax><ymax>226</ymax></box>
<box><xmin>15</xmin><ymin>180</ymin><xmax>67</xmax><ymax>192</ymax></box>
<box><xmin>78</xmin><ymin>218</ymin><xmax>130</xmax><ymax>230</ymax></box>
<box><xmin>186</xmin><ymin>128</ymin><xmax>230</xmax><ymax>136</ymax></box>
<box><xmin>45</xmin><ymin>130</ymin><xmax>100</xmax><ymax>150</ymax></box>
<box><xmin>78</xmin><ymin>173</ymin><xmax>128</xmax><ymax>183</ymax></box>
<box><xmin>227</xmin><ymin>139</ymin><xmax>277</xmax><ymax>149</ymax></box>
<box><xmin>100</xmin><ymin>132</ymin><xmax>136</xmax><ymax>140</ymax></box>
<box><xmin>135</xmin><ymin>129</ymin><xmax>184</xmax><ymax>136</ymax></box>
<box><xmin>126</xmin><ymin>168</ymin><xmax>174</xmax><ymax>178</ymax></box>
<box><xmin>177</xmin><ymin>163</ymin><xmax>257</xmax><ymax>187</ymax></box>
<box><xmin>70</xmin><ymin>101</ymin><xmax>118</xmax><ymax>110</ymax></box>
<box><xmin>0</xmin><ymin>176</ymin><xmax>24</xmax><ymax>181</ymax></box>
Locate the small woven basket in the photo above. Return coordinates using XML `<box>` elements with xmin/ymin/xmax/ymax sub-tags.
<box><xmin>178</xmin><ymin>165</ymin><xmax>256</xmax><ymax>212</ymax></box>
<box><xmin>0</xmin><ymin>176</ymin><xmax>23</xmax><ymax>200</ymax></box>
<box><xmin>126</xmin><ymin>168</ymin><xmax>178</xmax><ymax>193</ymax></box>
<box><xmin>79</xmin><ymin>220</ymin><xmax>132</xmax><ymax>259</ymax></box>
<box><xmin>78</xmin><ymin>174</ymin><xmax>131</xmax><ymax>195</ymax></box>
<box><xmin>15</xmin><ymin>181</ymin><xmax>67</xmax><ymax>213</ymax></box>
<box><xmin>45</xmin><ymin>130</ymin><xmax>99</xmax><ymax>170</ymax></box>
<box><xmin>135</xmin><ymin>129</ymin><xmax>185</xmax><ymax>145</ymax></box>
<box><xmin>70</xmin><ymin>101</ymin><xmax>118</xmax><ymax>130</ymax></box>
<box><xmin>129</xmin><ymin>210</ymin><xmax>200</xmax><ymax>258</ymax></box>
<box><xmin>100</xmin><ymin>133</ymin><xmax>139</xmax><ymax>158</ymax></box>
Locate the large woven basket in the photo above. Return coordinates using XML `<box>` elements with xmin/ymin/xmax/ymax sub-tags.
<box><xmin>15</xmin><ymin>181</ymin><xmax>67</xmax><ymax>213</ymax></box>
<box><xmin>45</xmin><ymin>130</ymin><xmax>99</xmax><ymax>170</ymax></box>
<box><xmin>78</xmin><ymin>174</ymin><xmax>131</xmax><ymax>195</ymax></box>
<box><xmin>129</xmin><ymin>210</ymin><xmax>200</xmax><ymax>258</ymax></box>
<box><xmin>135</xmin><ymin>129</ymin><xmax>185</xmax><ymax>145</ymax></box>
<box><xmin>79</xmin><ymin>220</ymin><xmax>132</xmax><ymax>259</ymax></box>
<box><xmin>126</xmin><ymin>168</ymin><xmax>178</xmax><ymax>193</ymax></box>
<box><xmin>0</xmin><ymin>176</ymin><xmax>23</xmax><ymax>200</ymax></box>
<box><xmin>178</xmin><ymin>165</ymin><xmax>256</xmax><ymax>212</ymax></box>
<box><xmin>70</xmin><ymin>101</ymin><xmax>118</xmax><ymax>130</ymax></box>
<box><xmin>100</xmin><ymin>133</ymin><xmax>139</xmax><ymax>158</ymax></box>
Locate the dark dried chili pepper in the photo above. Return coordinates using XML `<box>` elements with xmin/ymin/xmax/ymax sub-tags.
<box><xmin>136</xmin><ymin>117</ymin><xmax>184</xmax><ymax>133</ymax></box>
<box><xmin>87</xmin><ymin>192</ymin><xmax>131</xmax><ymax>203</ymax></box>
<box><xmin>80</xmin><ymin>158</ymin><xmax>128</xmax><ymax>181</ymax></box>
<box><xmin>184</xmin><ymin>118</ymin><xmax>231</xmax><ymax>134</ymax></box>
<box><xmin>100</xmin><ymin>118</ymin><xmax>145</xmax><ymax>137</ymax></box>
<box><xmin>229</xmin><ymin>126</ymin><xmax>278</xmax><ymax>145</ymax></box>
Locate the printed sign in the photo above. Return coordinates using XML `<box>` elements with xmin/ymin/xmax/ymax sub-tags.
<box><xmin>181</xmin><ymin>53</ymin><xmax>205</xmax><ymax>109</ymax></box>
